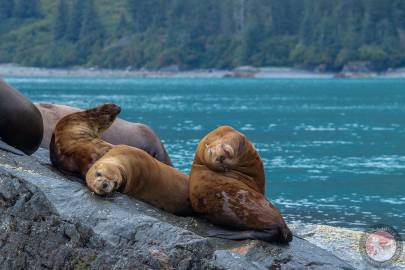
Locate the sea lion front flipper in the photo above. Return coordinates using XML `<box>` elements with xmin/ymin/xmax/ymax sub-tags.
<box><xmin>0</xmin><ymin>139</ymin><xmax>25</xmax><ymax>156</ymax></box>
<box><xmin>207</xmin><ymin>227</ymin><xmax>281</xmax><ymax>242</ymax></box>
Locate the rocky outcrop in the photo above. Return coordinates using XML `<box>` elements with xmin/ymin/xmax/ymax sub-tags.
<box><xmin>342</xmin><ymin>61</ymin><xmax>375</xmax><ymax>73</ymax></box>
<box><xmin>0</xmin><ymin>148</ymin><xmax>353</xmax><ymax>270</ymax></box>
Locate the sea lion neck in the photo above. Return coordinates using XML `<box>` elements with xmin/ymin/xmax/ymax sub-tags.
<box><xmin>222</xmin><ymin>169</ymin><xmax>261</xmax><ymax>192</ymax></box>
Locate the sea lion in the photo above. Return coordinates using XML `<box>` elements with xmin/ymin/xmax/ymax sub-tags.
<box><xmin>0</xmin><ymin>79</ymin><xmax>43</xmax><ymax>155</ymax></box>
<box><xmin>189</xmin><ymin>126</ymin><xmax>292</xmax><ymax>243</ymax></box>
<box><xmin>37</xmin><ymin>103</ymin><xmax>172</xmax><ymax>166</ymax></box>
<box><xmin>86</xmin><ymin>145</ymin><xmax>192</xmax><ymax>216</ymax></box>
<box><xmin>195</xmin><ymin>125</ymin><xmax>265</xmax><ymax>194</ymax></box>
<box><xmin>50</xmin><ymin>104</ymin><xmax>120</xmax><ymax>179</ymax></box>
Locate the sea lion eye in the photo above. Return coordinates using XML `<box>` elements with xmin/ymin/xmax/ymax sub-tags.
<box><xmin>96</xmin><ymin>171</ymin><xmax>102</xmax><ymax>177</ymax></box>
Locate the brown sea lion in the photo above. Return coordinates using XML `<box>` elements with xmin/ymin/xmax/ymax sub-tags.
<box><xmin>86</xmin><ymin>145</ymin><xmax>192</xmax><ymax>216</ymax></box>
<box><xmin>194</xmin><ymin>125</ymin><xmax>265</xmax><ymax>194</ymax></box>
<box><xmin>36</xmin><ymin>103</ymin><xmax>172</xmax><ymax>166</ymax></box>
<box><xmin>189</xmin><ymin>126</ymin><xmax>292</xmax><ymax>243</ymax></box>
<box><xmin>50</xmin><ymin>104</ymin><xmax>120</xmax><ymax>179</ymax></box>
<box><xmin>0</xmin><ymin>79</ymin><xmax>43</xmax><ymax>155</ymax></box>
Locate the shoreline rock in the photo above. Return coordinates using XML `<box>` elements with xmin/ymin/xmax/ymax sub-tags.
<box><xmin>293</xmin><ymin>224</ymin><xmax>405</xmax><ymax>270</ymax></box>
<box><xmin>1</xmin><ymin>63</ymin><xmax>405</xmax><ymax>79</ymax></box>
<box><xmin>0</xmin><ymin>148</ymin><xmax>356</xmax><ymax>269</ymax></box>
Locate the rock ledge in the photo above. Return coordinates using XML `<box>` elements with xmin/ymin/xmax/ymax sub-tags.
<box><xmin>0</xmin><ymin>148</ymin><xmax>353</xmax><ymax>269</ymax></box>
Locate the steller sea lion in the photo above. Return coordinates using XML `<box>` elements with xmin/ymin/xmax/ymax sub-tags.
<box><xmin>0</xmin><ymin>79</ymin><xmax>43</xmax><ymax>155</ymax></box>
<box><xmin>36</xmin><ymin>103</ymin><xmax>172</xmax><ymax>166</ymax></box>
<box><xmin>86</xmin><ymin>145</ymin><xmax>192</xmax><ymax>216</ymax></box>
<box><xmin>189</xmin><ymin>126</ymin><xmax>292</xmax><ymax>243</ymax></box>
<box><xmin>194</xmin><ymin>125</ymin><xmax>265</xmax><ymax>194</ymax></box>
<box><xmin>50</xmin><ymin>104</ymin><xmax>120</xmax><ymax>179</ymax></box>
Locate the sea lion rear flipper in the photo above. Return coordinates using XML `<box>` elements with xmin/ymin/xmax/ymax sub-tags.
<box><xmin>207</xmin><ymin>227</ymin><xmax>281</xmax><ymax>242</ymax></box>
<box><xmin>0</xmin><ymin>139</ymin><xmax>25</xmax><ymax>156</ymax></box>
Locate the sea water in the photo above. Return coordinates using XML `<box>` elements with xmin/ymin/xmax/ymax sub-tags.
<box><xmin>6</xmin><ymin>77</ymin><xmax>405</xmax><ymax>234</ymax></box>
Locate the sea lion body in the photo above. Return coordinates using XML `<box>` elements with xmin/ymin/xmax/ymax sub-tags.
<box><xmin>50</xmin><ymin>104</ymin><xmax>121</xmax><ymax>179</ymax></box>
<box><xmin>0</xmin><ymin>79</ymin><xmax>43</xmax><ymax>155</ymax></box>
<box><xmin>37</xmin><ymin>103</ymin><xmax>172</xmax><ymax>166</ymax></box>
<box><xmin>189</xmin><ymin>126</ymin><xmax>292</xmax><ymax>243</ymax></box>
<box><xmin>86</xmin><ymin>145</ymin><xmax>192</xmax><ymax>216</ymax></box>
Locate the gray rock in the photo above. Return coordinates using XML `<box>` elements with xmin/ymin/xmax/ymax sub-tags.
<box><xmin>0</xmin><ymin>148</ymin><xmax>353</xmax><ymax>269</ymax></box>
<box><xmin>342</xmin><ymin>61</ymin><xmax>374</xmax><ymax>73</ymax></box>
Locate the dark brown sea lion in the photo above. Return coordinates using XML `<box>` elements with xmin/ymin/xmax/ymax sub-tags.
<box><xmin>0</xmin><ymin>79</ymin><xmax>43</xmax><ymax>155</ymax></box>
<box><xmin>50</xmin><ymin>104</ymin><xmax>120</xmax><ymax>179</ymax></box>
<box><xmin>189</xmin><ymin>126</ymin><xmax>292</xmax><ymax>243</ymax></box>
<box><xmin>86</xmin><ymin>145</ymin><xmax>192</xmax><ymax>216</ymax></box>
<box><xmin>37</xmin><ymin>103</ymin><xmax>172</xmax><ymax>166</ymax></box>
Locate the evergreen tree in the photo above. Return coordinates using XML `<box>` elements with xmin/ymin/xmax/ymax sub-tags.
<box><xmin>77</xmin><ymin>0</ymin><xmax>105</xmax><ymax>60</ymax></box>
<box><xmin>239</xmin><ymin>16</ymin><xmax>262</xmax><ymax>65</ymax></box>
<box><xmin>53</xmin><ymin>0</ymin><xmax>69</xmax><ymax>40</ymax></box>
<box><xmin>127</xmin><ymin>0</ymin><xmax>159</xmax><ymax>32</ymax></box>
<box><xmin>1</xmin><ymin>0</ymin><xmax>405</xmax><ymax>70</ymax></box>
<box><xmin>115</xmin><ymin>14</ymin><xmax>130</xmax><ymax>39</ymax></box>
<box><xmin>13</xmin><ymin>0</ymin><xmax>40</xmax><ymax>18</ymax></box>
<box><xmin>66</xmin><ymin>0</ymin><xmax>84</xmax><ymax>42</ymax></box>
<box><xmin>0</xmin><ymin>0</ymin><xmax>14</xmax><ymax>19</ymax></box>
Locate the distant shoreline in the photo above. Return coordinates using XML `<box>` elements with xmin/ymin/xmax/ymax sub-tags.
<box><xmin>1</xmin><ymin>63</ymin><xmax>405</xmax><ymax>79</ymax></box>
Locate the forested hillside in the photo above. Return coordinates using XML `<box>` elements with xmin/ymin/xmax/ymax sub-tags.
<box><xmin>0</xmin><ymin>0</ymin><xmax>404</xmax><ymax>71</ymax></box>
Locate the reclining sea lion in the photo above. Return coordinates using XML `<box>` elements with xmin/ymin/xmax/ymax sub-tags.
<box><xmin>50</xmin><ymin>104</ymin><xmax>120</xmax><ymax>179</ymax></box>
<box><xmin>0</xmin><ymin>79</ymin><xmax>43</xmax><ymax>155</ymax></box>
<box><xmin>37</xmin><ymin>103</ymin><xmax>172</xmax><ymax>166</ymax></box>
<box><xmin>86</xmin><ymin>145</ymin><xmax>192</xmax><ymax>216</ymax></box>
<box><xmin>189</xmin><ymin>126</ymin><xmax>292</xmax><ymax>243</ymax></box>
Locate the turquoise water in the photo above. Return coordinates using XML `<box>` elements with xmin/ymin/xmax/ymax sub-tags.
<box><xmin>6</xmin><ymin>77</ymin><xmax>405</xmax><ymax>234</ymax></box>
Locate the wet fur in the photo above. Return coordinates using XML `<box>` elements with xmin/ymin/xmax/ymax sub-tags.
<box><xmin>189</xmin><ymin>126</ymin><xmax>292</xmax><ymax>243</ymax></box>
<box><xmin>86</xmin><ymin>145</ymin><xmax>193</xmax><ymax>216</ymax></box>
<box><xmin>50</xmin><ymin>104</ymin><xmax>120</xmax><ymax>179</ymax></box>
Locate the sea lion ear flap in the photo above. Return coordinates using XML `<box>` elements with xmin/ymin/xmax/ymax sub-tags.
<box><xmin>194</xmin><ymin>135</ymin><xmax>210</xmax><ymax>164</ymax></box>
<box><xmin>117</xmin><ymin>164</ymin><xmax>128</xmax><ymax>191</ymax></box>
<box><xmin>237</xmin><ymin>135</ymin><xmax>247</xmax><ymax>155</ymax></box>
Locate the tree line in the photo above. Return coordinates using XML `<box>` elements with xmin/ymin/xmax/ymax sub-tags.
<box><xmin>0</xmin><ymin>0</ymin><xmax>404</xmax><ymax>71</ymax></box>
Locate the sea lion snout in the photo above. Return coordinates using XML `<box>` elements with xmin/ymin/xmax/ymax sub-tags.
<box><xmin>86</xmin><ymin>164</ymin><xmax>123</xmax><ymax>195</ymax></box>
<box><xmin>99</xmin><ymin>103</ymin><xmax>121</xmax><ymax>115</ymax></box>
<box><xmin>102</xmin><ymin>104</ymin><xmax>121</xmax><ymax>122</ymax></box>
<box><xmin>96</xmin><ymin>178</ymin><xmax>115</xmax><ymax>195</ymax></box>
<box><xmin>87</xmin><ymin>171</ymin><xmax>116</xmax><ymax>195</ymax></box>
<box><xmin>216</xmin><ymin>155</ymin><xmax>226</xmax><ymax>163</ymax></box>
<box><xmin>206</xmin><ymin>143</ymin><xmax>236</xmax><ymax>171</ymax></box>
<box><xmin>108</xmin><ymin>104</ymin><xmax>121</xmax><ymax>115</ymax></box>
<box><xmin>91</xmin><ymin>176</ymin><xmax>116</xmax><ymax>195</ymax></box>
<box><xmin>102</xmin><ymin>182</ymin><xmax>109</xmax><ymax>189</ymax></box>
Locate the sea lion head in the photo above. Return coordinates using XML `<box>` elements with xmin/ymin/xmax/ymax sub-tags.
<box><xmin>86</xmin><ymin>159</ymin><xmax>125</xmax><ymax>196</ymax></box>
<box><xmin>85</xmin><ymin>103</ymin><xmax>121</xmax><ymax>133</ymax></box>
<box><xmin>201</xmin><ymin>126</ymin><xmax>246</xmax><ymax>172</ymax></box>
